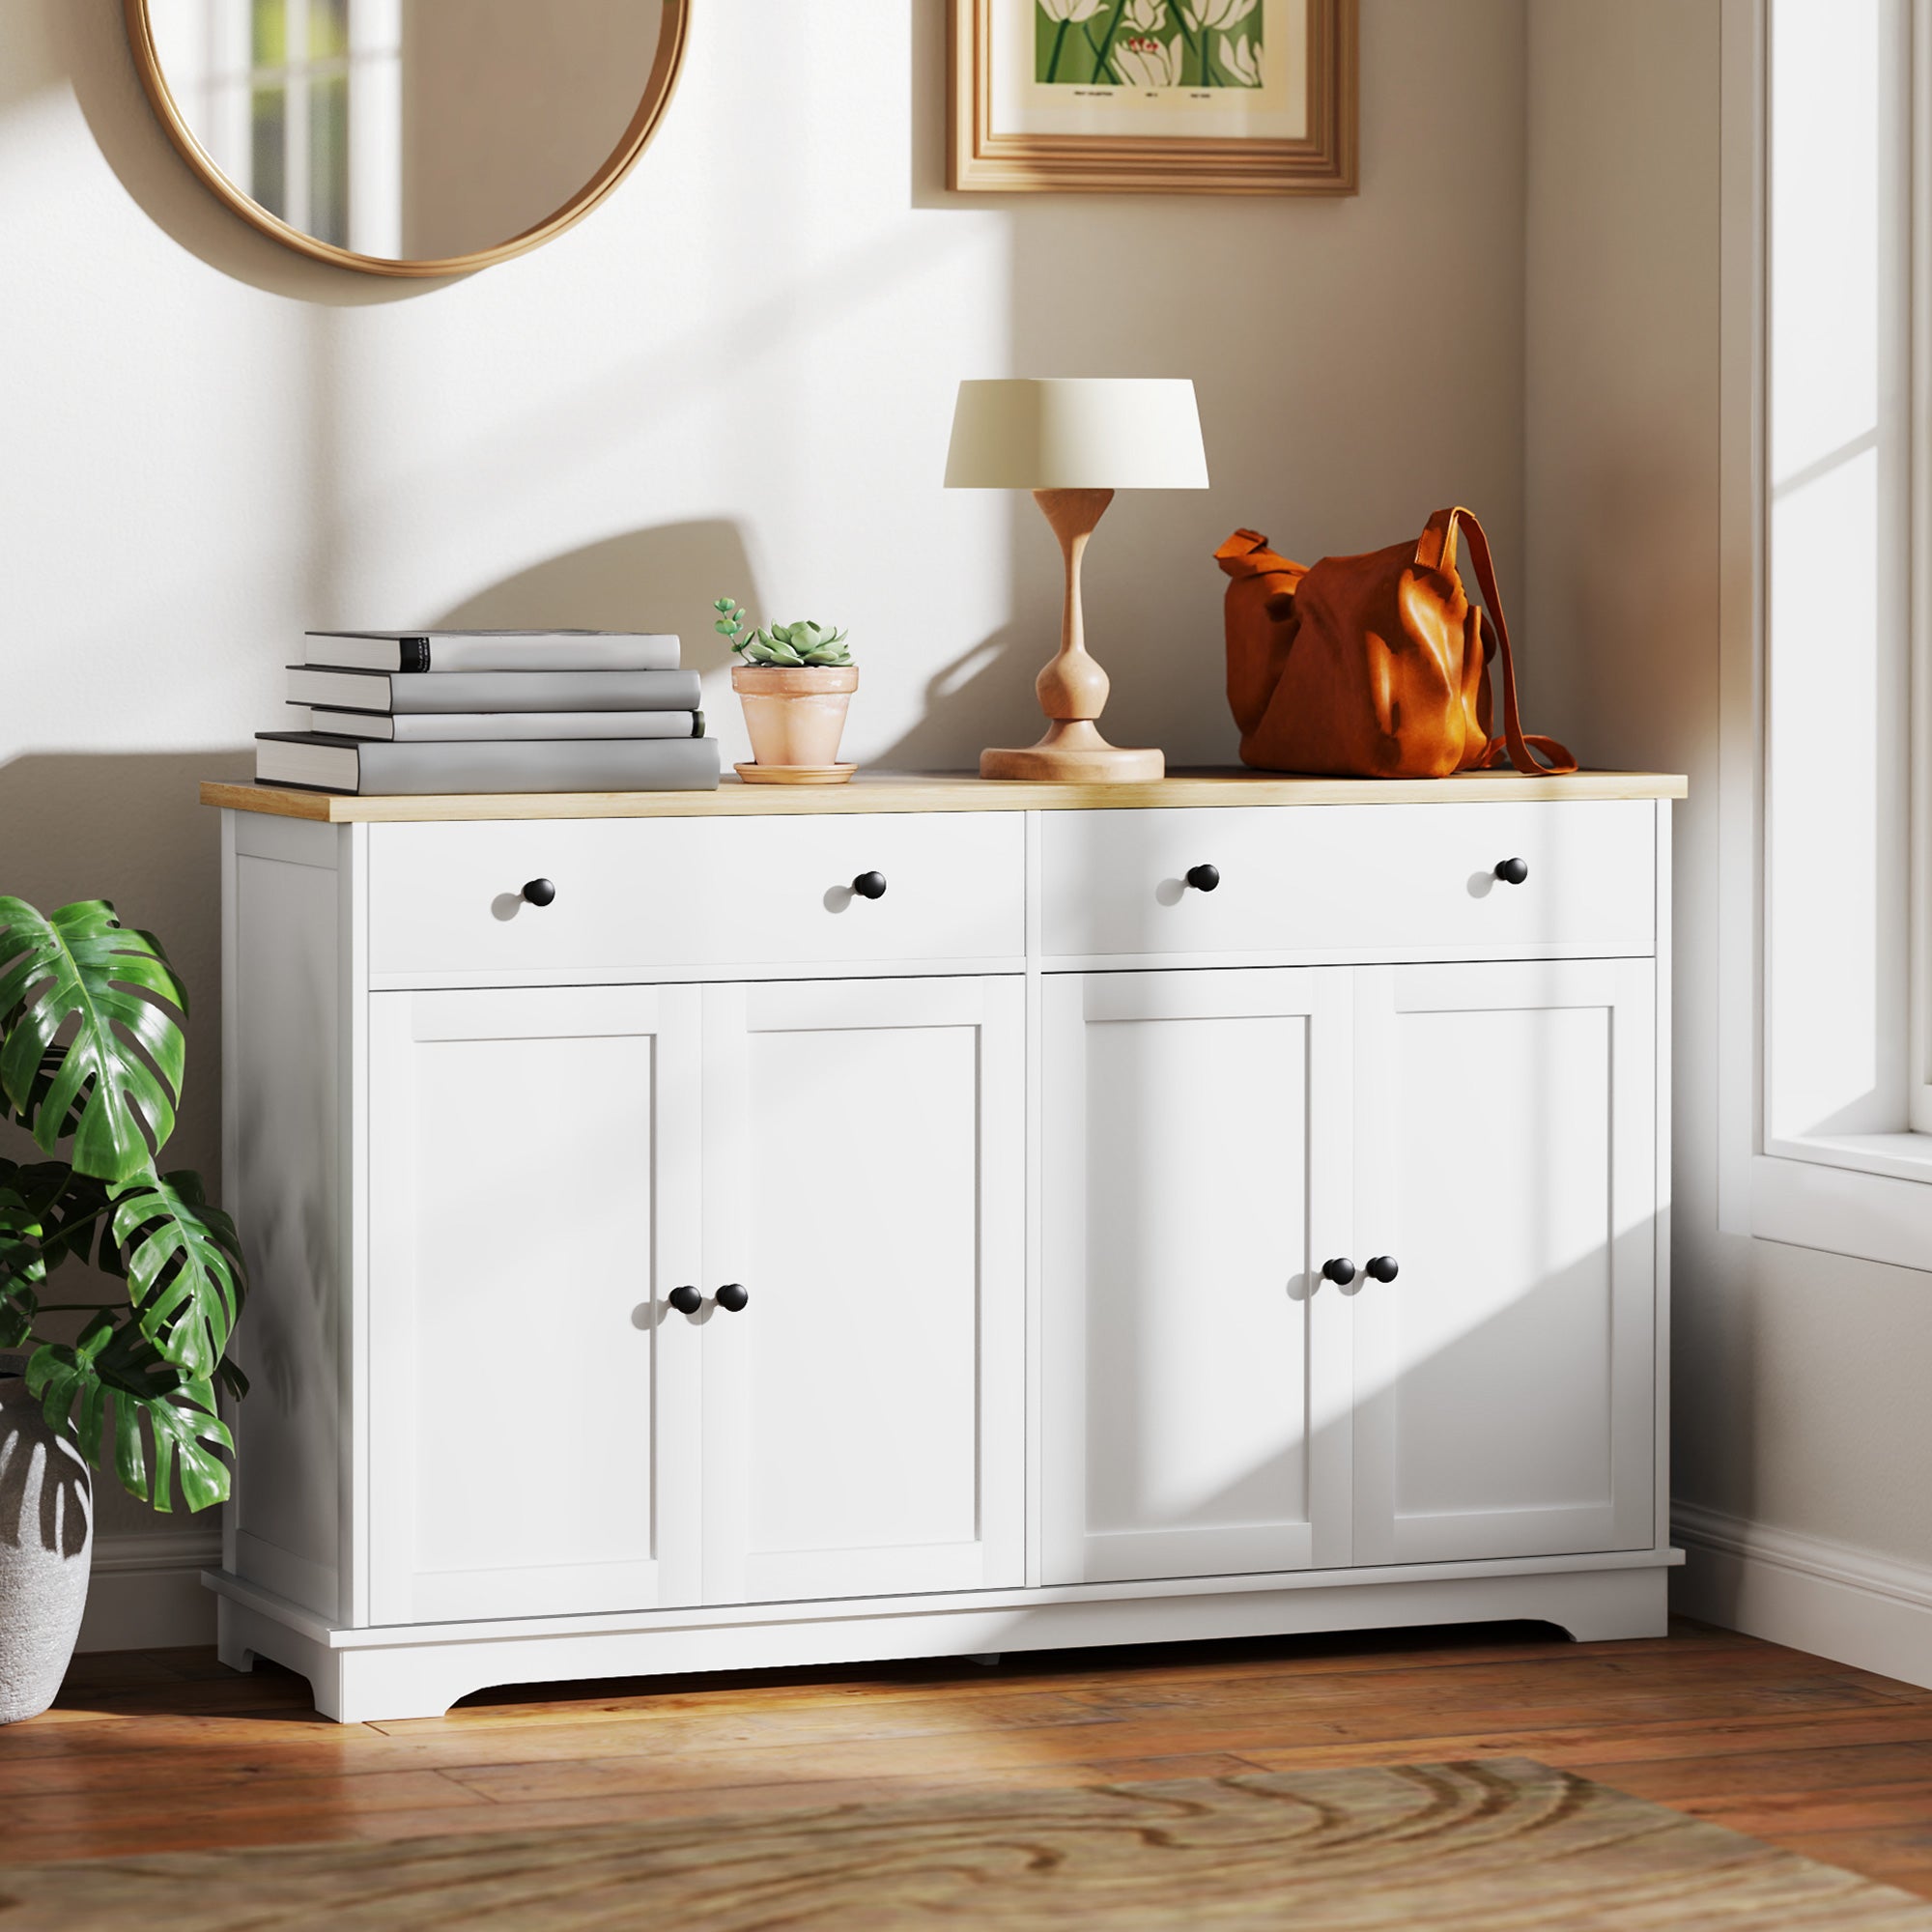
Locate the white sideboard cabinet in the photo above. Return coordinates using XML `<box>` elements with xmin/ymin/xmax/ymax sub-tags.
<box><xmin>205</xmin><ymin>770</ymin><xmax>1684</xmax><ymax>1721</ymax></box>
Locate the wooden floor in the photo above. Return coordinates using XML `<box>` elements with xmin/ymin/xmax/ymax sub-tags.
<box><xmin>7</xmin><ymin>1619</ymin><xmax>1932</xmax><ymax>1895</ymax></box>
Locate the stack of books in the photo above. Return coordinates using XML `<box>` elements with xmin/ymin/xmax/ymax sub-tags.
<box><xmin>254</xmin><ymin>629</ymin><xmax>721</xmax><ymax>794</ymax></box>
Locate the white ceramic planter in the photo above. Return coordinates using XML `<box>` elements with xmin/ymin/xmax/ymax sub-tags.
<box><xmin>0</xmin><ymin>1363</ymin><xmax>92</xmax><ymax>1723</ymax></box>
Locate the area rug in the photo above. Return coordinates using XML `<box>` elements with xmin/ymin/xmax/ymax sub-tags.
<box><xmin>0</xmin><ymin>1756</ymin><xmax>1928</xmax><ymax>1931</ymax></box>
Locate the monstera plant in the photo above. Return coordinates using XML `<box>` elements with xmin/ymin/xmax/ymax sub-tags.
<box><xmin>0</xmin><ymin>897</ymin><xmax>243</xmax><ymax>1514</ymax></box>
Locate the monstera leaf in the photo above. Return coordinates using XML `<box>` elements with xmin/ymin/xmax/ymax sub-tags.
<box><xmin>0</xmin><ymin>1171</ymin><xmax>44</xmax><ymax>1350</ymax></box>
<box><xmin>109</xmin><ymin>1169</ymin><xmax>244</xmax><ymax>1378</ymax></box>
<box><xmin>0</xmin><ymin>1159</ymin><xmax>114</xmax><ymax>1274</ymax></box>
<box><xmin>29</xmin><ymin>1316</ymin><xmax>234</xmax><ymax>1513</ymax></box>
<box><xmin>0</xmin><ymin>899</ymin><xmax>187</xmax><ymax>1182</ymax></box>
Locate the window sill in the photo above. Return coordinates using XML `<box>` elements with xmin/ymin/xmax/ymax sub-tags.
<box><xmin>1764</xmin><ymin>1132</ymin><xmax>1932</xmax><ymax>1185</ymax></box>
<box><xmin>1751</xmin><ymin>1143</ymin><xmax>1932</xmax><ymax>1272</ymax></box>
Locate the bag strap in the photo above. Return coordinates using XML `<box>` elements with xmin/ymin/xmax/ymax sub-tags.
<box><xmin>1416</xmin><ymin>507</ymin><xmax>1577</xmax><ymax>777</ymax></box>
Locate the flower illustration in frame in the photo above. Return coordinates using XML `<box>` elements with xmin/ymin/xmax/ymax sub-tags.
<box><xmin>1111</xmin><ymin>33</ymin><xmax>1183</xmax><ymax>89</ymax></box>
<box><xmin>1180</xmin><ymin>0</ymin><xmax>1259</xmax><ymax>30</ymax></box>
<box><xmin>1219</xmin><ymin>31</ymin><xmax>1263</xmax><ymax>86</ymax></box>
<box><xmin>953</xmin><ymin>0</ymin><xmax>1359</xmax><ymax>197</ymax></box>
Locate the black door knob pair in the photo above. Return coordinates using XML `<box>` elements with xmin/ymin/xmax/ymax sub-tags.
<box><xmin>1321</xmin><ymin>1255</ymin><xmax>1400</xmax><ymax>1286</ymax></box>
<box><xmin>668</xmin><ymin>1283</ymin><xmax>750</xmax><ymax>1315</ymax></box>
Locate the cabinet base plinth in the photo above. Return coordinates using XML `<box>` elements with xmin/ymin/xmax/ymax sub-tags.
<box><xmin>209</xmin><ymin>1561</ymin><xmax>1675</xmax><ymax>1725</ymax></box>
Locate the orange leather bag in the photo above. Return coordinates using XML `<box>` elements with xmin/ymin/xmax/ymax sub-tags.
<box><xmin>1214</xmin><ymin>506</ymin><xmax>1575</xmax><ymax>779</ymax></box>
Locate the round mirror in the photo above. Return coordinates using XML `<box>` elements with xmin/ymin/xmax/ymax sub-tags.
<box><xmin>126</xmin><ymin>0</ymin><xmax>689</xmax><ymax>276</ymax></box>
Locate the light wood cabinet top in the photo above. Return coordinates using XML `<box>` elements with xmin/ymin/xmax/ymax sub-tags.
<box><xmin>201</xmin><ymin>768</ymin><xmax>1688</xmax><ymax>823</ymax></box>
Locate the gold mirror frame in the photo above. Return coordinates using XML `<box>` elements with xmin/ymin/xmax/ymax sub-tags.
<box><xmin>124</xmin><ymin>0</ymin><xmax>691</xmax><ymax>277</ymax></box>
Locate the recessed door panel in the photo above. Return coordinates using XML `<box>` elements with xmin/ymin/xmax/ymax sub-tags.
<box><xmin>1042</xmin><ymin>969</ymin><xmax>1353</xmax><ymax>1585</ymax></box>
<box><xmin>1351</xmin><ymin>960</ymin><xmax>1657</xmax><ymax>1565</ymax></box>
<box><xmin>366</xmin><ymin>984</ymin><xmax>701</xmax><ymax>1624</ymax></box>
<box><xmin>699</xmin><ymin>977</ymin><xmax>1024</xmax><ymax>1605</ymax></box>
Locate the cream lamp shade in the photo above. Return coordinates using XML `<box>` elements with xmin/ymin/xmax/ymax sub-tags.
<box><xmin>945</xmin><ymin>379</ymin><xmax>1209</xmax><ymax>491</ymax></box>
<box><xmin>945</xmin><ymin>377</ymin><xmax>1208</xmax><ymax>783</ymax></box>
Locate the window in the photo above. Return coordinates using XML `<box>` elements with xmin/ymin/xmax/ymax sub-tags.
<box><xmin>1744</xmin><ymin>0</ymin><xmax>1932</xmax><ymax>1263</ymax></box>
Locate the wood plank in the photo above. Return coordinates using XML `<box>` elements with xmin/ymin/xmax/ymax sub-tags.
<box><xmin>1</xmin><ymin>1768</ymin><xmax>492</xmax><ymax>1837</ymax></box>
<box><xmin>1233</xmin><ymin>1707</ymin><xmax>1932</xmax><ymax>1776</ymax></box>
<box><xmin>1770</xmin><ymin>1830</ymin><xmax>1932</xmax><ymax>1899</ymax></box>
<box><xmin>199</xmin><ymin>766</ymin><xmax>1690</xmax><ymax>823</ymax></box>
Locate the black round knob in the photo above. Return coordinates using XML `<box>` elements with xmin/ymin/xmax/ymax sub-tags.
<box><xmin>1493</xmin><ymin>857</ymin><xmax>1528</xmax><ymax>886</ymax></box>
<box><xmin>1321</xmin><ymin>1257</ymin><xmax>1357</xmax><ymax>1286</ymax></box>
<box><xmin>522</xmin><ymin>877</ymin><xmax>557</xmax><ymax>907</ymax></box>
<box><xmin>715</xmin><ymin>1282</ymin><xmax>750</xmax><ymax>1313</ymax></box>
<box><xmin>1365</xmin><ymin>1255</ymin><xmax>1400</xmax><ymax>1283</ymax></box>
<box><xmin>668</xmin><ymin>1285</ymin><xmax>702</xmax><ymax>1316</ymax></box>
<box><xmin>1185</xmin><ymin>864</ymin><xmax>1221</xmax><ymax>893</ymax></box>
<box><xmin>851</xmin><ymin>871</ymin><xmax>888</xmax><ymax>900</ymax></box>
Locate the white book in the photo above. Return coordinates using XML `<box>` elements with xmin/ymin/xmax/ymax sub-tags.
<box><xmin>255</xmin><ymin>732</ymin><xmax>721</xmax><ymax>795</ymax></box>
<box><xmin>286</xmin><ymin>665</ymin><xmax>703</xmax><ymax>713</ymax></box>
<box><xmin>300</xmin><ymin>706</ymin><xmax>704</xmax><ymax>742</ymax></box>
<box><xmin>306</xmin><ymin>630</ymin><xmax>680</xmax><ymax>672</ymax></box>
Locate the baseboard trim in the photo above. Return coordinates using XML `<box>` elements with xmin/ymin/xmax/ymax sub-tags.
<box><xmin>1672</xmin><ymin>1500</ymin><xmax>1932</xmax><ymax>1689</ymax></box>
<box><xmin>76</xmin><ymin>1530</ymin><xmax>222</xmax><ymax>1653</ymax></box>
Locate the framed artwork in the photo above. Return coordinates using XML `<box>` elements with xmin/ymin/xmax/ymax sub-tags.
<box><xmin>949</xmin><ymin>0</ymin><xmax>1356</xmax><ymax>195</ymax></box>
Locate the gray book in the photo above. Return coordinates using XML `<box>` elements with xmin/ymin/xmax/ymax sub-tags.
<box><xmin>255</xmin><ymin>732</ymin><xmax>722</xmax><ymax>795</ymax></box>
<box><xmin>305</xmin><ymin>630</ymin><xmax>680</xmax><ymax>673</ymax></box>
<box><xmin>287</xmin><ymin>665</ymin><xmax>703</xmax><ymax>714</ymax></box>
<box><xmin>300</xmin><ymin>706</ymin><xmax>705</xmax><ymax>742</ymax></box>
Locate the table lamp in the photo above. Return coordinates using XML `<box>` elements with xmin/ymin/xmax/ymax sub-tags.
<box><xmin>945</xmin><ymin>378</ymin><xmax>1209</xmax><ymax>782</ymax></box>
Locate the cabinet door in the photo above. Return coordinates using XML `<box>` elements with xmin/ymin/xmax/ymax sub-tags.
<box><xmin>1350</xmin><ymin>960</ymin><xmax>1657</xmax><ymax>1566</ymax></box>
<box><xmin>367</xmin><ymin>985</ymin><xmax>701</xmax><ymax>1625</ymax></box>
<box><xmin>698</xmin><ymin>977</ymin><xmax>1025</xmax><ymax>1605</ymax></box>
<box><xmin>1041</xmin><ymin>969</ymin><xmax>1354</xmax><ymax>1586</ymax></box>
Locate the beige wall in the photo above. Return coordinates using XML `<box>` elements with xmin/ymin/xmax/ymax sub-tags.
<box><xmin>0</xmin><ymin>0</ymin><xmax>1528</xmax><ymax>1591</ymax></box>
<box><xmin>402</xmin><ymin>0</ymin><xmax>667</xmax><ymax>260</ymax></box>
<box><xmin>1525</xmin><ymin>0</ymin><xmax>1932</xmax><ymax>1589</ymax></box>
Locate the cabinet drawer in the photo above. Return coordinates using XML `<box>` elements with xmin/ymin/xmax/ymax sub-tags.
<box><xmin>368</xmin><ymin>814</ymin><xmax>1024</xmax><ymax>977</ymax></box>
<box><xmin>1040</xmin><ymin>800</ymin><xmax>1655</xmax><ymax>961</ymax></box>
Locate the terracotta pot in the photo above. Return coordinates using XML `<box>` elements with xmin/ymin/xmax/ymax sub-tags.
<box><xmin>731</xmin><ymin>665</ymin><xmax>858</xmax><ymax>770</ymax></box>
<box><xmin>0</xmin><ymin>1360</ymin><xmax>92</xmax><ymax>1723</ymax></box>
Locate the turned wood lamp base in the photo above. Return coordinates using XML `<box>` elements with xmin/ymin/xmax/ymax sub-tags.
<box><xmin>979</xmin><ymin>730</ymin><xmax>1163</xmax><ymax>783</ymax></box>
<box><xmin>980</xmin><ymin>487</ymin><xmax>1165</xmax><ymax>784</ymax></box>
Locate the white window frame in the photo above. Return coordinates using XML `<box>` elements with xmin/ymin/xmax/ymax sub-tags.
<box><xmin>1725</xmin><ymin>0</ymin><xmax>1932</xmax><ymax>1267</ymax></box>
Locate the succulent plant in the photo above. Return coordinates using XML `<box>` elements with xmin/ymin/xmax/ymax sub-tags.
<box><xmin>714</xmin><ymin>598</ymin><xmax>853</xmax><ymax>668</ymax></box>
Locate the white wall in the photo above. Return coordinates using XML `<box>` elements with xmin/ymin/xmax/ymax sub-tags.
<box><xmin>0</xmin><ymin>0</ymin><xmax>1528</xmax><ymax>1644</ymax></box>
<box><xmin>1525</xmin><ymin>0</ymin><xmax>1932</xmax><ymax>1684</ymax></box>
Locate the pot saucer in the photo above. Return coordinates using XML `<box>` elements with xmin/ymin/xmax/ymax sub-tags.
<box><xmin>734</xmin><ymin>762</ymin><xmax>858</xmax><ymax>785</ymax></box>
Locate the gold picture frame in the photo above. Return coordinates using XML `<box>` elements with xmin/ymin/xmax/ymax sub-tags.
<box><xmin>949</xmin><ymin>0</ymin><xmax>1355</xmax><ymax>195</ymax></box>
